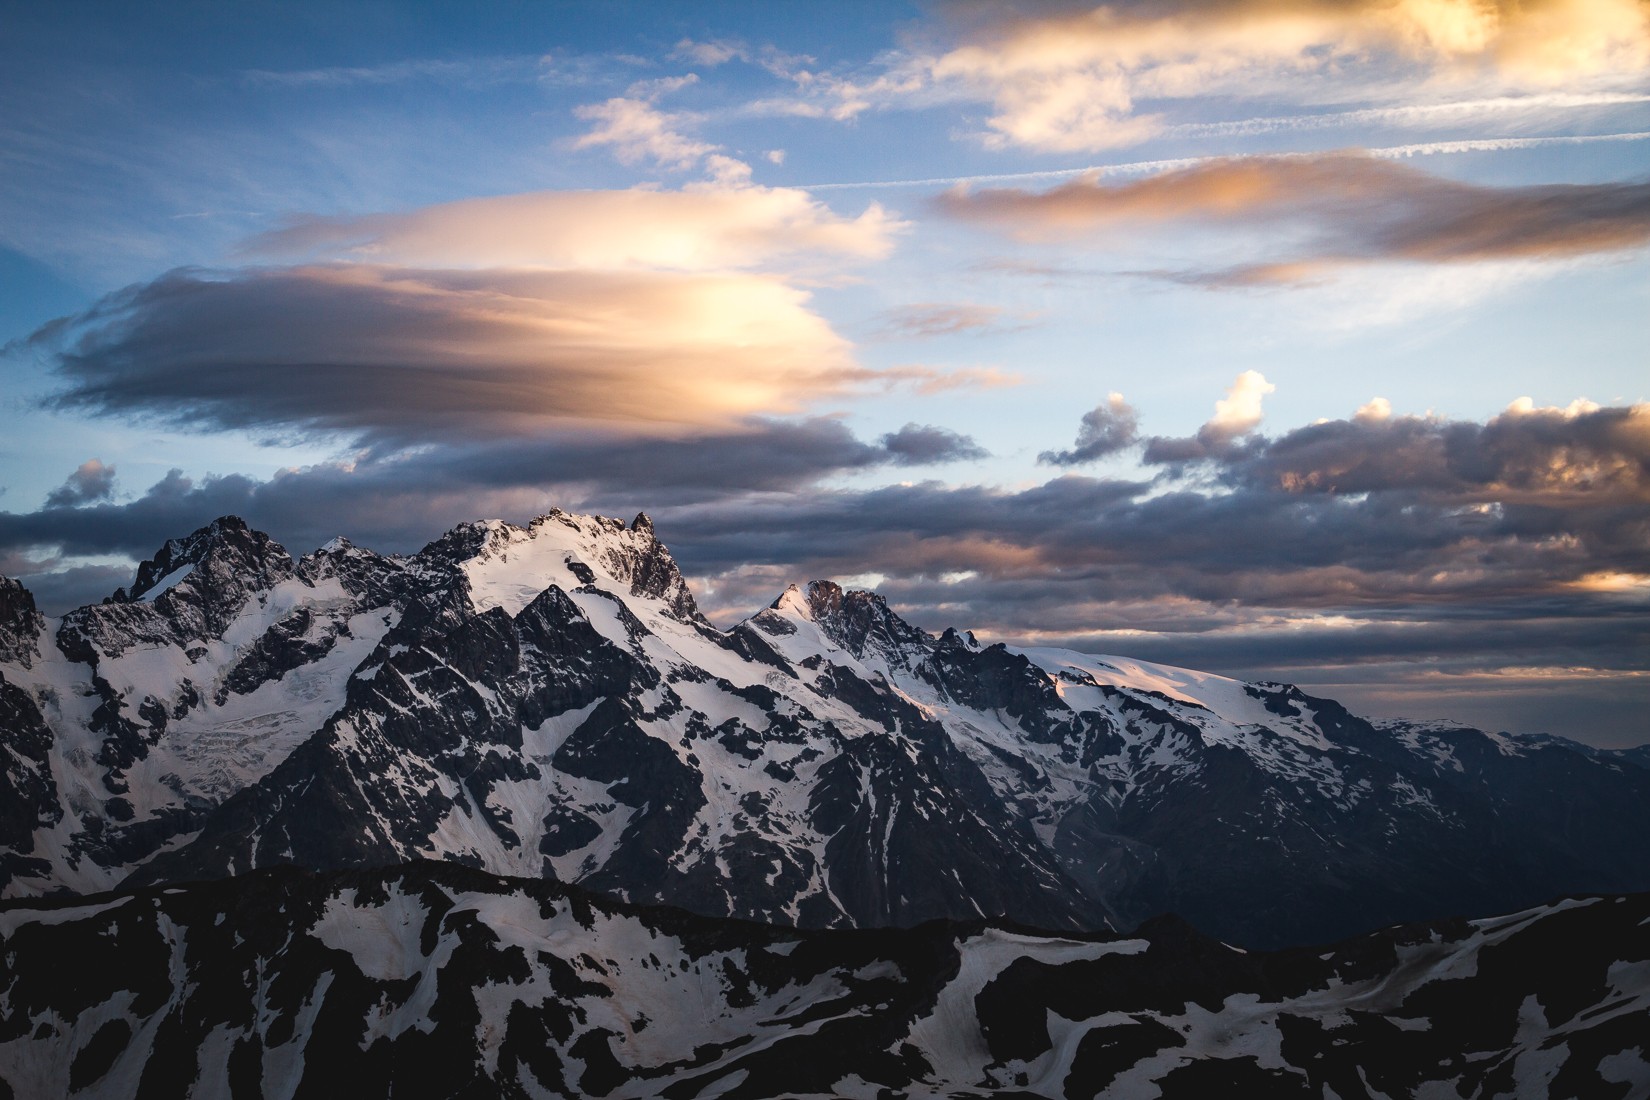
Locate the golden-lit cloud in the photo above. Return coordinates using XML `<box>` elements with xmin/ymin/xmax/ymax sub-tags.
<box><xmin>927</xmin><ymin>0</ymin><xmax>1650</xmax><ymax>151</ymax></box>
<box><xmin>41</xmin><ymin>264</ymin><xmax>864</xmax><ymax>441</ymax></box>
<box><xmin>110</xmin><ymin>179</ymin><xmax>910</xmax><ymax>444</ymax></box>
<box><xmin>1208</xmin><ymin>369</ymin><xmax>1277</xmax><ymax>439</ymax></box>
<box><xmin>249</xmin><ymin>183</ymin><xmax>902</xmax><ymax>273</ymax></box>
<box><xmin>1141</xmin><ymin>369</ymin><xmax>1278</xmax><ymax>460</ymax></box>
<box><xmin>938</xmin><ymin>152</ymin><xmax>1650</xmax><ymax>280</ymax></box>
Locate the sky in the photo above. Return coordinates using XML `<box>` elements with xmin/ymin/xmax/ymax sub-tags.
<box><xmin>2</xmin><ymin>0</ymin><xmax>1647</xmax><ymax>745</ymax></box>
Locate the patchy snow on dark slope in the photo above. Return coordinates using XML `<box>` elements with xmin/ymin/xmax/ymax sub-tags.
<box><xmin>1</xmin><ymin>862</ymin><xmax>1645</xmax><ymax>1099</ymax></box>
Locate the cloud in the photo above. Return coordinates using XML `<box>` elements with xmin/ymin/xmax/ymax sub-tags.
<box><xmin>872</xmin><ymin>364</ymin><xmax>1025</xmax><ymax>395</ymax></box>
<box><xmin>671</xmin><ymin>38</ymin><xmax>747</xmax><ymax>67</ymax></box>
<box><xmin>879</xmin><ymin>423</ymin><xmax>991</xmax><ymax>464</ymax></box>
<box><xmin>4</xmin><ymin>394</ymin><xmax>1644</xmax><ymax>741</ymax></box>
<box><xmin>241</xmin><ymin>57</ymin><xmax>544</xmax><ymax>89</ymax></box>
<box><xmin>1205</xmin><ymin>369</ymin><xmax>1276</xmax><ymax>441</ymax></box>
<box><xmin>661</xmin><ymin>454</ymin><xmax>1648</xmax><ymax>623</ymax></box>
<box><xmin>37</xmin><ymin>177</ymin><xmax>906</xmax><ymax>448</ymax></box>
<box><xmin>1223</xmin><ymin>395</ymin><xmax>1650</xmax><ymax>502</ymax></box>
<box><xmin>1039</xmin><ymin>393</ymin><xmax>1140</xmax><ymax>465</ymax></box>
<box><xmin>1160</xmin><ymin>93</ymin><xmax>1650</xmax><ymax>141</ymax></box>
<box><xmin>0</xmin><ymin>417</ymin><xmax>987</xmax><ymax>590</ymax></box>
<box><xmin>34</xmin><ymin>264</ymin><xmax>866</xmax><ymax>443</ymax></box>
<box><xmin>1141</xmin><ymin>370</ymin><xmax>1276</xmax><ymax>462</ymax></box>
<box><xmin>416</xmin><ymin>418</ymin><xmax>987</xmax><ymax>498</ymax></box>
<box><xmin>874</xmin><ymin>302</ymin><xmax>1010</xmax><ymax>338</ymax></box>
<box><xmin>572</xmin><ymin>86</ymin><xmax>718</xmax><ymax>172</ymax></box>
<box><xmin>1</xmin><ymin>561</ymin><xmax>133</xmax><ymax>616</ymax></box>
<box><xmin>925</xmin><ymin>0</ymin><xmax>1650</xmax><ymax>152</ymax></box>
<box><xmin>568</xmin><ymin>77</ymin><xmax>769</xmax><ymax>188</ymax></box>
<box><xmin>43</xmin><ymin>459</ymin><xmax>116</xmax><ymax>508</ymax></box>
<box><xmin>937</xmin><ymin>152</ymin><xmax>1650</xmax><ymax>282</ymax></box>
<box><xmin>804</xmin><ymin>133</ymin><xmax>1650</xmax><ymax>194</ymax></box>
<box><xmin>247</xmin><ymin>184</ymin><xmax>902</xmax><ymax>272</ymax></box>
<box><xmin>643</xmin><ymin>397</ymin><xmax>1650</xmax><ymax>708</ymax></box>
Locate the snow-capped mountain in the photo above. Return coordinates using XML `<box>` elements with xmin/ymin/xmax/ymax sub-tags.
<box><xmin>3</xmin><ymin>511</ymin><xmax>1649</xmax><ymax>949</ymax></box>
<box><xmin>2</xmin><ymin>860</ymin><xmax>1646</xmax><ymax>1098</ymax></box>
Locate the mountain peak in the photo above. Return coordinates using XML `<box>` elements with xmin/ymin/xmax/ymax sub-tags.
<box><xmin>416</xmin><ymin>510</ymin><xmax>705</xmax><ymax>624</ymax></box>
<box><xmin>769</xmin><ymin>582</ymin><xmax>814</xmax><ymax>619</ymax></box>
<box><xmin>117</xmin><ymin>515</ymin><xmax>292</xmax><ymax>603</ymax></box>
<box><xmin>760</xmin><ymin>578</ymin><xmax>935</xmax><ymax>668</ymax></box>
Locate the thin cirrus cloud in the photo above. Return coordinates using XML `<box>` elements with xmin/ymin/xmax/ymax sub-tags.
<box><xmin>937</xmin><ymin>151</ymin><xmax>1650</xmax><ymax>284</ymax></box>
<box><xmin>567</xmin><ymin>80</ymin><xmax>763</xmax><ymax>187</ymax></box>
<box><xmin>572</xmin><ymin>83</ymin><xmax>720</xmax><ymax>172</ymax></box>
<box><xmin>873</xmin><ymin>302</ymin><xmax>1013</xmax><ymax>339</ymax></box>
<box><xmin>925</xmin><ymin>0</ymin><xmax>1650</xmax><ymax>152</ymax></box>
<box><xmin>33</xmin><ymin>180</ymin><xmax>907</xmax><ymax>445</ymax></box>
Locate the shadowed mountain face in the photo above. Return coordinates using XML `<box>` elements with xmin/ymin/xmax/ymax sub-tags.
<box><xmin>2</xmin><ymin>862</ymin><xmax>1646</xmax><ymax>1099</ymax></box>
<box><xmin>3</xmin><ymin>511</ymin><xmax>1650</xmax><ymax>949</ymax></box>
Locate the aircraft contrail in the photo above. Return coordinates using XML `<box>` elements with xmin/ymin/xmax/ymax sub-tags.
<box><xmin>805</xmin><ymin>131</ymin><xmax>1650</xmax><ymax>191</ymax></box>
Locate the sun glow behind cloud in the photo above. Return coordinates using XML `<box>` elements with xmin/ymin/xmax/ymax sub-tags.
<box><xmin>34</xmin><ymin>179</ymin><xmax>915</xmax><ymax>444</ymax></box>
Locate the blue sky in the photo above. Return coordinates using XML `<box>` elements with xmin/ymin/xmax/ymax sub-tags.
<box><xmin>3</xmin><ymin>0</ymin><xmax>1647</xmax><ymax>744</ymax></box>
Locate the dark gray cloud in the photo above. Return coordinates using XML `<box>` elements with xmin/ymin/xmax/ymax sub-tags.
<box><xmin>43</xmin><ymin>458</ymin><xmax>115</xmax><ymax>508</ymax></box>
<box><xmin>3</xmin><ymin>398</ymin><xmax>1643</xmax><ymax>745</ymax></box>
<box><xmin>430</xmin><ymin>418</ymin><xmax>980</xmax><ymax>496</ymax></box>
<box><xmin>1039</xmin><ymin>394</ymin><xmax>1139</xmax><ymax>465</ymax></box>
<box><xmin>1211</xmin><ymin>400</ymin><xmax>1650</xmax><ymax>501</ymax></box>
<box><xmin>0</xmin><ymin>418</ymin><xmax>986</xmax><ymax>582</ymax></box>
<box><xmin>880</xmin><ymin>423</ymin><xmax>990</xmax><ymax>465</ymax></box>
<box><xmin>4</xmin><ymin>562</ymin><xmax>132</xmax><ymax>616</ymax></box>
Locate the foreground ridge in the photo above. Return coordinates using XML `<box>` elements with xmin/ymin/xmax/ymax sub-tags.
<box><xmin>2</xmin><ymin>511</ymin><xmax>1649</xmax><ymax>949</ymax></box>
<box><xmin>2</xmin><ymin>861</ymin><xmax>1647</xmax><ymax>1098</ymax></box>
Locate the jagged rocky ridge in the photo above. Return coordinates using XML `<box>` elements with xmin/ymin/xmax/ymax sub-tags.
<box><xmin>2</xmin><ymin>512</ymin><xmax>1650</xmax><ymax>949</ymax></box>
<box><xmin>2</xmin><ymin>861</ymin><xmax>1647</xmax><ymax>1099</ymax></box>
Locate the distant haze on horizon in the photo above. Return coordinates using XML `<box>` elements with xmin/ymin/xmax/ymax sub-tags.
<box><xmin>1</xmin><ymin>0</ymin><xmax>1646</xmax><ymax>746</ymax></box>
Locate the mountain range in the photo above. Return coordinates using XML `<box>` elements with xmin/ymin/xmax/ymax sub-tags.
<box><xmin>4</xmin><ymin>511</ymin><xmax>1649</xmax><ymax>946</ymax></box>
<box><xmin>2</xmin><ymin>511</ymin><xmax>1648</xmax><ymax>1095</ymax></box>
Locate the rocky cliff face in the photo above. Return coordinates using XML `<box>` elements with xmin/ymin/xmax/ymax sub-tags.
<box><xmin>3</xmin><ymin>510</ymin><xmax>1650</xmax><ymax>949</ymax></box>
<box><xmin>0</xmin><ymin>578</ymin><xmax>42</xmax><ymax>670</ymax></box>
